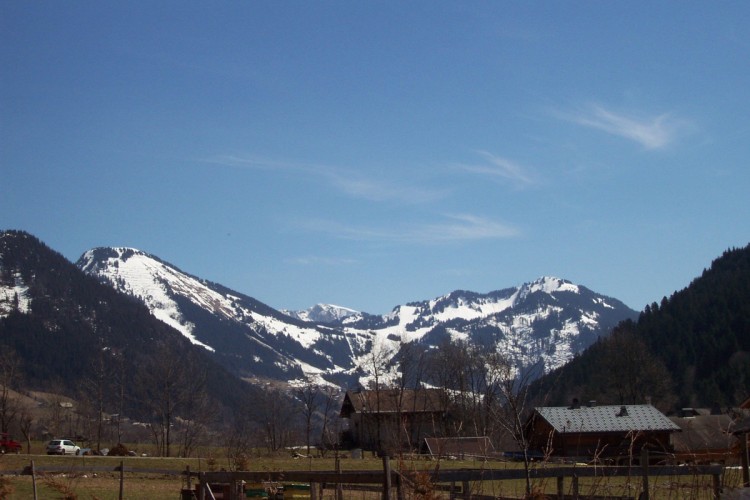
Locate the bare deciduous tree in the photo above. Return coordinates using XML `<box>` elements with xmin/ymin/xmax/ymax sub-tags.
<box><xmin>177</xmin><ymin>368</ymin><xmax>211</xmax><ymax>458</ymax></box>
<box><xmin>0</xmin><ymin>346</ymin><xmax>22</xmax><ymax>434</ymax></box>
<box><xmin>490</xmin><ymin>355</ymin><xmax>536</xmax><ymax>497</ymax></box>
<box><xmin>111</xmin><ymin>349</ymin><xmax>127</xmax><ymax>444</ymax></box>
<box><xmin>43</xmin><ymin>384</ymin><xmax>68</xmax><ymax>439</ymax></box>
<box><xmin>225</xmin><ymin>405</ymin><xmax>258</xmax><ymax>471</ymax></box>
<box><xmin>18</xmin><ymin>400</ymin><xmax>34</xmax><ymax>454</ymax></box>
<box><xmin>392</xmin><ymin>342</ymin><xmax>430</xmax><ymax>453</ymax></box>
<box><xmin>363</xmin><ymin>341</ymin><xmax>394</xmax><ymax>454</ymax></box>
<box><xmin>319</xmin><ymin>386</ymin><xmax>341</xmax><ymax>456</ymax></box>
<box><xmin>137</xmin><ymin>343</ymin><xmax>194</xmax><ymax>457</ymax></box>
<box><xmin>257</xmin><ymin>387</ymin><xmax>297</xmax><ymax>452</ymax></box>
<box><xmin>81</xmin><ymin>342</ymin><xmax>111</xmax><ymax>452</ymax></box>
<box><xmin>296</xmin><ymin>377</ymin><xmax>320</xmax><ymax>456</ymax></box>
<box><xmin>427</xmin><ymin>340</ymin><xmax>502</xmax><ymax>439</ymax></box>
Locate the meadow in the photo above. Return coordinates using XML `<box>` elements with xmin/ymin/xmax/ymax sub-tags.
<box><xmin>0</xmin><ymin>443</ymin><xmax>744</xmax><ymax>499</ymax></box>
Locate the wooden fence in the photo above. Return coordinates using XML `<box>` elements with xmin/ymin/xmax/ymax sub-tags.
<box><xmin>190</xmin><ymin>454</ymin><xmax>727</xmax><ymax>500</ymax></box>
<box><xmin>0</xmin><ymin>454</ymin><xmax>733</xmax><ymax>500</ymax></box>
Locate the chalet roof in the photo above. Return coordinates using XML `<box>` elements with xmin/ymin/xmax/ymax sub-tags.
<box><xmin>669</xmin><ymin>413</ymin><xmax>736</xmax><ymax>451</ymax></box>
<box><xmin>533</xmin><ymin>404</ymin><xmax>680</xmax><ymax>434</ymax></box>
<box><xmin>729</xmin><ymin>416</ymin><xmax>750</xmax><ymax>435</ymax></box>
<box><xmin>340</xmin><ymin>388</ymin><xmax>445</xmax><ymax>417</ymax></box>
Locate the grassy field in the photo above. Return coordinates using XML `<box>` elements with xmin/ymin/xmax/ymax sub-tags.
<box><xmin>0</xmin><ymin>444</ymin><xmax>744</xmax><ymax>499</ymax></box>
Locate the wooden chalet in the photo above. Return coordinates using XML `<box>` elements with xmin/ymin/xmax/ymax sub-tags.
<box><xmin>729</xmin><ymin>414</ymin><xmax>750</xmax><ymax>487</ymax></box>
<box><xmin>669</xmin><ymin>408</ymin><xmax>739</xmax><ymax>464</ymax></box>
<box><xmin>525</xmin><ymin>401</ymin><xmax>680</xmax><ymax>463</ymax></box>
<box><xmin>339</xmin><ymin>388</ymin><xmax>448</xmax><ymax>452</ymax></box>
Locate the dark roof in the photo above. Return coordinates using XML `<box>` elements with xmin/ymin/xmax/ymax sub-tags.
<box><xmin>729</xmin><ymin>416</ymin><xmax>750</xmax><ymax>435</ymax></box>
<box><xmin>424</xmin><ymin>437</ymin><xmax>494</xmax><ymax>457</ymax></box>
<box><xmin>340</xmin><ymin>388</ymin><xmax>445</xmax><ymax>417</ymax></box>
<box><xmin>669</xmin><ymin>413</ymin><xmax>736</xmax><ymax>451</ymax></box>
<box><xmin>533</xmin><ymin>405</ymin><xmax>680</xmax><ymax>434</ymax></box>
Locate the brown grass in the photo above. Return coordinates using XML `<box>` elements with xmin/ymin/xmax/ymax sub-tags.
<box><xmin>0</xmin><ymin>444</ymin><xmax>744</xmax><ymax>499</ymax></box>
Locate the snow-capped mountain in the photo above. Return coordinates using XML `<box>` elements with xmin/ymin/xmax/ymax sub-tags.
<box><xmin>77</xmin><ymin>247</ymin><xmax>637</xmax><ymax>388</ymax></box>
<box><xmin>77</xmin><ymin>247</ymin><xmax>358</xmax><ymax>385</ymax></box>
<box><xmin>336</xmin><ymin>277</ymin><xmax>637</xmax><ymax>383</ymax></box>
<box><xmin>0</xmin><ymin>231</ymin><xmax>263</xmax><ymax>418</ymax></box>
<box><xmin>283</xmin><ymin>304</ymin><xmax>359</xmax><ymax>324</ymax></box>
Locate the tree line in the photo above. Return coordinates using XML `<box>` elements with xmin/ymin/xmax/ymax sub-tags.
<box><xmin>0</xmin><ymin>340</ymin><xmax>348</xmax><ymax>464</ymax></box>
<box><xmin>531</xmin><ymin>244</ymin><xmax>750</xmax><ymax>410</ymax></box>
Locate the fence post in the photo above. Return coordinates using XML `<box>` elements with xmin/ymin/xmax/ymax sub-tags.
<box><xmin>119</xmin><ymin>460</ymin><xmax>124</xmax><ymax>500</ymax></box>
<box><xmin>198</xmin><ymin>472</ymin><xmax>206</xmax><ymax>500</ymax></box>
<box><xmin>335</xmin><ymin>455</ymin><xmax>343</xmax><ymax>500</ymax></box>
<box><xmin>741</xmin><ymin>433</ymin><xmax>750</xmax><ymax>488</ymax></box>
<box><xmin>31</xmin><ymin>460</ymin><xmax>37</xmax><ymax>500</ymax></box>
<box><xmin>383</xmin><ymin>455</ymin><xmax>392</xmax><ymax>500</ymax></box>
<box><xmin>396</xmin><ymin>469</ymin><xmax>404</xmax><ymax>500</ymax></box>
<box><xmin>572</xmin><ymin>475</ymin><xmax>579</xmax><ymax>499</ymax></box>
<box><xmin>462</xmin><ymin>480</ymin><xmax>471</xmax><ymax>499</ymax></box>
<box><xmin>309</xmin><ymin>482</ymin><xmax>319</xmax><ymax>500</ymax></box>
<box><xmin>640</xmin><ymin>448</ymin><xmax>650</xmax><ymax>500</ymax></box>
<box><xmin>713</xmin><ymin>472</ymin><xmax>721</xmax><ymax>500</ymax></box>
<box><xmin>557</xmin><ymin>476</ymin><xmax>563</xmax><ymax>500</ymax></box>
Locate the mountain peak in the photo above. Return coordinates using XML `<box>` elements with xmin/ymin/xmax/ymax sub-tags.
<box><xmin>77</xmin><ymin>245</ymin><xmax>347</xmax><ymax>384</ymax></box>
<box><xmin>283</xmin><ymin>303</ymin><xmax>360</xmax><ymax>324</ymax></box>
<box><xmin>77</xmin><ymin>247</ymin><xmax>215</xmax><ymax>351</ymax></box>
<box><xmin>78</xmin><ymin>247</ymin><xmax>160</xmax><ymax>273</ymax></box>
<box><xmin>524</xmin><ymin>276</ymin><xmax>580</xmax><ymax>295</ymax></box>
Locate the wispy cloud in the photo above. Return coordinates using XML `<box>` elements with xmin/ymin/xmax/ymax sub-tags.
<box><xmin>415</xmin><ymin>214</ymin><xmax>519</xmax><ymax>242</ymax></box>
<box><xmin>285</xmin><ymin>255</ymin><xmax>357</xmax><ymax>266</ymax></box>
<box><xmin>556</xmin><ymin>103</ymin><xmax>685</xmax><ymax>150</ymax></box>
<box><xmin>299</xmin><ymin>214</ymin><xmax>519</xmax><ymax>244</ymax></box>
<box><xmin>455</xmin><ymin>151</ymin><xmax>537</xmax><ymax>188</ymax></box>
<box><xmin>324</xmin><ymin>170</ymin><xmax>446</xmax><ymax>204</ymax></box>
<box><xmin>202</xmin><ymin>155</ymin><xmax>445</xmax><ymax>204</ymax></box>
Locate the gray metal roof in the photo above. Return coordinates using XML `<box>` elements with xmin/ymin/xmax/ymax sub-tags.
<box><xmin>535</xmin><ymin>405</ymin><xmax>680</xmax><ymax>434</ymax></box>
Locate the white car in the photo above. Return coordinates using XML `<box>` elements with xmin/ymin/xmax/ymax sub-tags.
<box><xmin>46</xmin><ymin>439</ymin><xmax>80</xmax><ymax>455</ymax></box>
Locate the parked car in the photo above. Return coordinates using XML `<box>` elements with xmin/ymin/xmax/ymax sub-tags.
<box><xmin>46</xmin><ymin>439</ymin><xmax>80</xmax><ymax>455</ymax></box>
<box><xmin>0</xmin><ymin>433</ymin><xmax>22</xmax><ymax>454</ymax></box>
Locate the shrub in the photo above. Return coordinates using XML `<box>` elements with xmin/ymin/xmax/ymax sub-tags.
<box><xmin>107</xmin><ymin>443</ymin><xmax>130</xmax><ymax>456</ymax></box>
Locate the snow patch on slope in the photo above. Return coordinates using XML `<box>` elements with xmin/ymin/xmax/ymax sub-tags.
<box><xmin>285</xmin><ymin>304</ymin><xmax>359</xmax><ymax>323</ymax></box>
<box><xmin>79</xmin><ymin>248</ymin><xmax>214</xmax><ymax>351</ymax></box>
<box><xmin>80</xmin><ymin>248</ymin><xmax>326</xmax><ymax>352</ymax></box>
<box><xmin>429</xmin><ymin>292</ymin><xmax>517</xmax><ymax>322</ymax></box>
<box><xmin>0</xmin><ymin>272</ymin><xmax>31</xmax><ymax>317</ymax></box>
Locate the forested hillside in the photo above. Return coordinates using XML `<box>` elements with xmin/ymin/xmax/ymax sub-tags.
<box><xmin>0</xmin><ymin>230</ymin><xmax>260</xmax><ymax>424</ymax></box>
<box><xmin>532</xmin><ymin>244</ymin><xmax>750</xmax><ymax>411</ymax></box>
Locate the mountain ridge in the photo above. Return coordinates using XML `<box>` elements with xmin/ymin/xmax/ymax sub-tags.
<box><xmin>77</xmin><ymin>246</ymin><xmax>638</xmax><ymax>388</ymax></box>
<box><xmin>282</xmin><ymin>303</ymin><xmax>360</xmax><ymax>324</ymax></box>
<box><xmin>4</xmin><ymin>229</ymin><xmax>747</xmax><ymax>444</ymax></box>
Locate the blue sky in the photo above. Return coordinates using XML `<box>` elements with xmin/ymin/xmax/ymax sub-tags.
<box><xmin>2</xmin><ymin>2</ymin><xmax>749</xmax><ymax>314</ymax></box>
